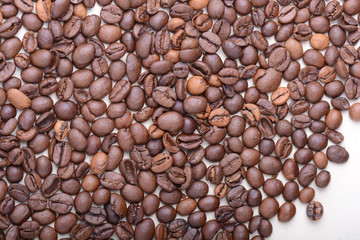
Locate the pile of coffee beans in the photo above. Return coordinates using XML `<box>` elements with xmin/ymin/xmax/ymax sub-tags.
<box><xmin>0</xmin><ymin>0</ymin><xmax>359</xmax><ymax>239</ymax></box>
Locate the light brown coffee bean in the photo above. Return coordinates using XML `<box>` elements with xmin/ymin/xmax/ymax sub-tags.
<box><xmin>7</xmin><ymin>88</ymin><xmax>31</xmax><ymax>110</ymax></box>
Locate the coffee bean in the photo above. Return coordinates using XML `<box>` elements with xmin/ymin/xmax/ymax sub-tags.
<box><xmin>306</xmin><ymin>201</ymin><xmax>324</xmax><ymax>221</ymax></box>
<box><xmin>199</xmin><ymin>32</ymin><xmax>221</xmax><ymax>54</ymax></box>
<box><xmin>278</xmin><ymin>202</ymin><xmax>296</xmax><ymax>222</ymax></box>
<box><xmin>259</xmin><ymin>197</ymin><xmax>279</xmax><ymax>219</ymax></box>
<box><xmin>70</xmin><ymin>222</ymin><xmax>93</xmax><ymax>240</ymax></box>
<box><xmin>349</xmin><ymin>102</ymin><xmax>360</xmax><ymax>122</ymax></box>
<box><xmin>326</xmin><ymin>145</ymin><xmax>349</xmax><ymax>163</ymax></box>
<box><xmin>126</xmin><ymin>203</ymin><xmax>144</xmax><ymax>225</ymax></box>
<box><xmin>134</xmin><ymin>218</ymin><xmax>155</xmax><ymax>240</ymax></box>
<box><xmin>251</xmin><ymin>30</ymin><xmax>269</xmax><ymax>51</ymax></box>
<box><xmin>19</xmin><ymin>221</ymin><xmax>40</xmax><ymax>239</ymax></box>
<box><xmin>218</xmin><ymin>67</ymin><xmax>240</xmax><ymax>85</ymax></box>
<box><xmin>275</xmin><ymin>137</ymin><xmax>292</xmax><ymax>158</ymax></box>
<box><xmin>219</xmin><ymin>153</ymin><xmax>241</xmax><ymax>176</ymax></box>
<box><xmin>345</xmin><ymin>77</ymin><xmax>360</xmax><ymax>99</ymax></box>
<box><xmin>278</xmin><ymin>5</ymin><xmax>297</xmax><ymax>23</ymax></box>
<box><xmin>283</xmin><ymin>181</ymin><xmax>299</xmax><ymax>202</ymax></box>
<box><xmin>115</xmin><ymin>221</ymin><xmax>134</xmax><ymax>240</ymax></box>
<box><xmin>7</xmin><ymin>183</ymin><xmax>30</xmax><ymax>202</ymax></box>
<box><xmin>226</xmin><ymin>185</ymin><xmax>247</xmax><ymax>208</ymax></box>
<box><xmin>0</xmin><ymin>214</ymin><xmax>10</xmax><ymax>230</ymax></box>
<box><xmin>84</xmin><ymin>206</ymin><xmax>107</xmax><ymax>225</ymax></box>
<box><xmin>167</xmin><ymin>218</ymin><xmax>188</xmax><ymax>238</ymax></box>
<box><xmin>185</xmin><ymin>181</ymin><xmax>207</xmax><ymax>199</ymax></box>
<box><xmin>298</xmin><ymin>164</ymin><xmax>317</xmax><ymax>187</ymax></box>
<box><xmin>48</xmin><ymin>193</ymin><xmax>73</xmax><ymax>214</ymax></box>
<box><xmin>152</xmin><ymin>86</ymin><xmax>177</xmax><ymax>108</ymax></box>
<box><xmin>263</xmin><ymin>178</ymin><xmax>284</xmax><ymax>197</ymax></box>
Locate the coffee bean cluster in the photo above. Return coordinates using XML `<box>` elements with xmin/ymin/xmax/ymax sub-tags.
<box><xmin>0</xmin><ymin>0</ymin><xmax>359</xmax><ymax>239</ymax></box>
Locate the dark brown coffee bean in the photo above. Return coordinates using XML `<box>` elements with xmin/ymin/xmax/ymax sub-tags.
<box><xmin>70</xmin><ymin>222</ymin><xmax>93</xmax><ymax>240</ymax></box>
<box><xmin>298</xmin><ymin>164</ymin><xmax>317</xmax><ymax>187</ymax></box>
<box><xmin>326</xmin><ymin>145</ymin><xmax>349</xmax><ymax>163</ymax></box>
<box><xmin>84</xmin><ymin>206</ymin><xmax>107</xmax><ymax>225</ymax></box>
<box><xmin>218</xmin><ymin>68</ymin><xmax>240</xmax><ymax>85</ymax></box>
<box><xmin>233</xmin><ymin>16</ymin><xmax>253</xmax><ymax>37</ymax></box>
<box><xmin>345</xmin><ymin>77</ymin><xmax>360</xmax><ymax>99</ymax></box>
<box><xmin>168</xmin><ymin>218</ymin><xmax>189</xmax><ymax>238</ymax></box>
<box><xmin>8</xmin><ymin>183</ymin><xmax>30</xmax><ymax>202</ymax></box>
<box><xmin>0</xmin><ymin>17</ymin><xmax>22</xmax><ymax>38</ymax></box>
<box><xmin>250</xmin><ymin>31</ymin><xmax>269</xmax><ymax>51</ymax></box>
<box><xmin>100</xmin><ymin>5</ymin><xmax>123</xmax><ymax>24</ymax></box>
<box><xmin>275</xmin><ymin>137</ymin><xmax>292</xmax><ymax>158</ymax></box>
<box><xmin>259</xmin><ymin>156</ymin><xmax>282</xmax><ymax>175</ymax></box>
<box><xmin>325</xmin><ymin>129</ymin><xmax>344</xmax><ymax>144</ymax></box>
<box><xmin>0</xmin><ymin>214</ymin><xmax>10</xmax><ymax>230</ymax></box>
<box><xmin>115</xmin><ymin>221</ymin><xmax>134</xmax><ymax>240</ymax></box>
<box><xmin>226</xmin><ymin>185</ymin><xmax>247</xmax><ymax>208</ymax></box>
<box><xmin>315</xmin><ymin>170</ymin><xmax>331</xmax><ymax>188</ymax></box>
<box><xmin>199</xmin><ymin>32</ymin><xmax>221</xmax><ymax>54</ymax></box>
<box><xmin>282</xmin><ymin>181</ymin><xmax>299</xmax><ymax>202</ymax></box>
<box><xmin>48</xmin><ymin>193</ymin><xmax>73</xmax><ymax>214</ymax></box>
<box><xmin>134</xmin><ymin>218</ymin><xmax>155</xmax><ymax>240</ymax></box>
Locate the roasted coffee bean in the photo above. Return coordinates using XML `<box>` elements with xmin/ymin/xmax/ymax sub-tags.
<box><xmin>70</xmin><ymin>222</ymin><xmax>93</xmax><ymax>240</ymax></box>
<box><xmin>115</xmin><ymin>221</ymin><xmax>134</xmax><ymax>240</ymax></box>
<box><xmin>299</xmin><ymin>189</ymin><xmax>314</xmax><ymax>205</ymax></box>
<box><xmin>24</xmin><ymin>172</ymin><xmax>41</xmax><ymax>192</ymax></box>
<box><xmin>99</xmin><ymin>172</ymin><xmax>125</xmax><ymax>191</ymax></box>
<box><xmin>250</xmin><ymin>31</ymin><xmax>269</xmax><ymax>51</ymax></box>
<box><xmin>226</xmin><ymin>185</ymin><xmax>247</xmax><ymax>208</ymax></box>
<box><xmin>201</xmin><ymin>219</ymin><xmax>222</xmax><ymax>240</ymax></box>
<box><xmin>275</xmin><ymin>137</ymin><xmax>293</xmax><ymax>158</ymax></box>
<box><xmin>84</xmin><ymin>206</ymin><xmax>107</xmax><ymax>225</ymax></box>
<box><xmin>219</xmin><ymin>153</ymin><xmax>242</xmax><ymax>176</ymax></box>
<box><xmin>150</xmin><ymin>152</ymin><xmax>173</xmax><ymax>173</ymax></box>
<box><xmin>215</xmin><ymin>206</ymin><xmax>234</xmax><ymax>223</ymax></box>
<box><xmin>0</xmin><ymin>196</ymin><xmax>15</xmax><ymax>215</ymax></box>
<box><xmin>0</xmin><ymin>214</ymin><xmax>10</xmax><ymax>230</ymax></box>
<box><xmin>306</xmin><ymin>201</ymin><xmax>324</xmax><ymax>221</ymax></box>
<box><xmin>291</xmin><ymin>114</ymin><xmax>312</xmax><ymax>128</ymax></box>
<box><xmin>0</xmin><ymin>17</ymin><xmax>22</xmax><ymax>38</ymax></box>
<box><xmin>345</xmin><ymin>77</ymin><xmax>360</xmax><ymax>99</ymax></box>
<box><xmin>199</xmin><ymin>32</ymin><xmax>221</xmax><ymax>54</ymax></box>
<box><xmin>167</xmin><ymin>218</ymin><xmax>188</xmax><ymax>238</ymax></box>
<box><xmin>126</xmin><ymin>203</ymin><xmax>144</xmax><ymax>225</ymax></box>
<box><xmin>233</xmin><ymin>16</ymin><xmax>254</xmax><ymax>37</ymax></box>
<box><xmin>186</xmin><ymin>181</ymin><xmax>208</xmax><ymax>199</ymax></box>
<box><xmin>298</xmin><ymin>164</ymin><xmax>317</xmax><ymax>187</ymax></box>
<box><xmin>41</xmin><ymin>174</ymin><xmax>60</xmax><ymax>197</ymax></box>
<box><xmin>48</xmin><ymin>193</ymin><xmax>73</xmax><ymax>214</ymax></box>
<box><xmin>294</xmin><ymin>148</ymin><xmax>314</xmax><ymax>165</ymax></box>
<box><xmin>52</xmin><ymin>142</ymin><xmax>72</xmax><ymax>167</ymax></box>
<box><xmin>214</xmin><ymin>183</ymin><xmax>228</xmax><ymax>199</ymax></box>
<box><xmin>282</xmin><ymin>181</ymin><xmax>299</xmax><ymax>202</ymax></box>
<box><xmin>349</xmin><ymin>102</ymin><xmax>360</xmax><ymax>122</ymax></box>
<box><xmin>8</xmin><ymin>184</ymin><xmax>30</xmax><ymax>202</ymax></box>
<box><xmin>156</xmin><ymin>206</ymin><xmax>174</xmax><ymax>223</ymax></box>
<box><xmin>134</xmin><ymin>218</ymin><xmax>155</xmax><ymax>240</ymax></box>
<box><xmin>315</xmin><ymin>170</ymin><xmax>331</xmax><ymax>188</ymax></box>
<box><xmin>326</xmin><ymin>145</ymin><xmax>349</xmax><ymax>163</ymax></box>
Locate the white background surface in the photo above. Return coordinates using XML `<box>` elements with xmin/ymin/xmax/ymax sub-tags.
<box><xmin>4</xmin><ymin>0</ymin><xmax>360</xmax><ymax>239</ymax></box>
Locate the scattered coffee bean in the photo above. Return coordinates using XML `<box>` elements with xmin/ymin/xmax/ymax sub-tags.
<box><xmin>306</xmin><ymin>201</ymin><xmax>324</xmax><ymax>221</ymax></box>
